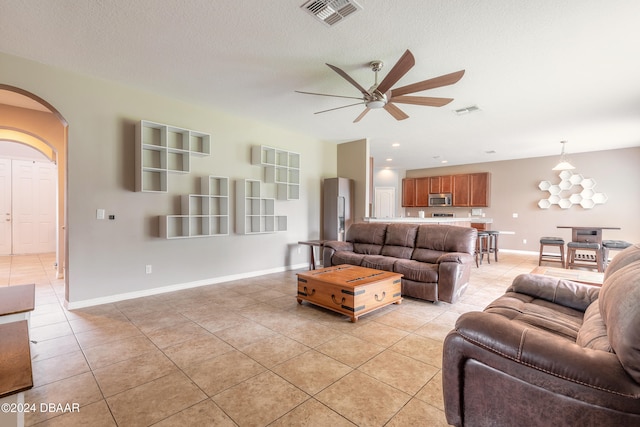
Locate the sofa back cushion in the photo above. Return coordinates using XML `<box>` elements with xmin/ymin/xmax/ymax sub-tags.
<box><xmin>604</xmin><ymin>243</ymin><xmax>640</xmax><ymax>281</ymax></box>
<box><xmin>598</xmin><ymin>244</ymin><xmax>640</xmax><ymax>382</ymax></box>
<box><xmin>347</xmin><ymin>223</ymin><xmax>387</xmax><ymax>255</ymax></box>
<box><xmin>412</xmin><ymin>224</ymin><xmax>477</xmax><ymax>263</ymax></box>
<box><xmin>576</xmin><ymin>301</ymin><xmax>613</xmax><ymax>352</ymax></box>
<box><xmin>380</xmin><ymin>223</ymin><xmax>418</xmax><ymax>259</ymax></box>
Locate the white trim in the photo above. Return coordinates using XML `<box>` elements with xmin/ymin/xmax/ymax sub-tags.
<box><xmin>65</xmin><ymin>262</ymin><xmax>308</xmax><ymax>310</ymax></box>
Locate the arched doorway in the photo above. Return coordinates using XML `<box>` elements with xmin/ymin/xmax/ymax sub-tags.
<box><xmin>0</xmin><ymin>85</ymin><xmax>68</xmax><ymax>288</ymax></box>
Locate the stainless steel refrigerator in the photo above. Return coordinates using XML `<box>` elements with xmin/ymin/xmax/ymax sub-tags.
<box><xmin>323</xmin><ymin>177</ymin><xmax>354</xmax><ymax>241</ymax></box>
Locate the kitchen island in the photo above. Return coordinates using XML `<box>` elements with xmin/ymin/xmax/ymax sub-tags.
<box><xmin>363</xmin><ymin>217</ymin><xmax>492</xmax><ymax>228</ymax></box>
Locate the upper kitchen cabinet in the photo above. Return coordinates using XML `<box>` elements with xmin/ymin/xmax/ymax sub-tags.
<box><xmin>453</xmin><ymin>172</ymin><xmax>491</xmax><ymax>207</ymax></box>
<box><xmin>470</xmin><ymin>172</ymin><xmax>491</xmax><ymax>206</ymax></box>
<box><xmin>402</xmin><ymin>178</ymin><xmax>416</xmax><ymax>207</ymax></box>
<box><xmin>415</xmin><ymin>177</ymin><xmax>430</xmax><ymax>207</ymax></box>
<box><xmin>429</xmin><ymin>175</ymin><xmax>452</xmax><ymax>194</ymax></box>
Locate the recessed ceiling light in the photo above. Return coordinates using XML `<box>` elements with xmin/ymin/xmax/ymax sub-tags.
<box><xmin>386</xmin><ymin>158</ymin><xmax>392</xmax><ymax>161</ymax></box>
<box><xmin>392</xmin><ymin>143</ymin><xmax>400</xmax><ymax>147</ymax></box>
<box><xmin>441</xmin><ymin>160</ymin><xmax>448</xmax><ymax>164</ymax></box>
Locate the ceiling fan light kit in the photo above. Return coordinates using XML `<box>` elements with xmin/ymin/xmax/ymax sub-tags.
<box><xmin>296</xmin><ymin>49</ymin><xmax>465</xmax><ymax>122</ymax></box>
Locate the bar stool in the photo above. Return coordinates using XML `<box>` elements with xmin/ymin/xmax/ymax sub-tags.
<box><xmin>539</xmin><ymin>237</ymin><xmax>565</xmax><ymax>268</ymax></box>
<box><xmin>567</xmin><ymin>241</ymin><xmax>603</xmax><ymax>272</ymax></box>
<box><xmin>602</xmin><ymin>240</ymin><xmax>632</xmax><ymax>270</ymax></box>
<box><xmin>486</xmin><ymin>230</ymin><xmax>500</xmax><ymax>262</ymax></box>
<box><xmin>476</xmin><ymin>232</ymin><xmax>490</xmax><ymax>266</ymax></box>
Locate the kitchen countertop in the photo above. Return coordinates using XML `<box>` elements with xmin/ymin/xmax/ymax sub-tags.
<box><xmin>364</xmin><ymin>217</ymin><xmax>493</xmax><ymax>224</ymax></box>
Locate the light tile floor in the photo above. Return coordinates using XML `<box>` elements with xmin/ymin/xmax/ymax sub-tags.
<box><xmin>1</xmin><ymin>252</ymin><xmax>539</xmax><ymax>426</ymax></box>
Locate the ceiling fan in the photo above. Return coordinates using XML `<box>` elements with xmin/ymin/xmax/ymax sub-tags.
<box><xmin>296</xmin><ymin>49</ymin><xmax>465</xmax><ymax>123</ymax></box>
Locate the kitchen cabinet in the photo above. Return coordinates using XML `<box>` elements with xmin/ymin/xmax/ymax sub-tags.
<box><xmin>415</xmin><ymin>177</ymin><xmax>430</xmax><ymax>206</ymax></box>
<box><xmin>470</xmin><ymin>172</ymin><xmax>490</xmax><ymax>207</ymax></box>
<box><xmin>402</xmin><ymin>178</ymin><xmax>415</xmax><ymax>207</ymax></box>
<box><xmin>453</xmin><ymin>172</ymin><xmax>491</xmax><ymax>207</ymax></box>
<box><xmin>429</xmin><ymin>175</ymin><xmax>452</xmax><ymax>194</ymax></box>
<box><xmin>452</xmin><ymin>174</ymin><xmax>471</xmax><ymax>206</ymax></box>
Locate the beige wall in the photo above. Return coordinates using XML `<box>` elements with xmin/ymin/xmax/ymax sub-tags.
<box><xmin>405</xmin><ymin>147</ymin><xmax>640</xmax><ymax>251</ymax></box>
<box><xmin>1</xmin><ymin>52</ymin><xmax>336</xmax><ymax>306</ymax></box>
<box><xmin>337</xmin><ymin>138</ymin><xmax>370</xmax><ymax>222</ymax></box>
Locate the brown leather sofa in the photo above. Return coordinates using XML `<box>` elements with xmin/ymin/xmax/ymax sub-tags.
<box><xmin>322</xmin><ymin>222</ymin><xmax>477</xmax><ymax>303</ymax></box>
<box><xmin>443</xmin><ymin>243</ymin><xmax>640</xmax><ymax>426</ymax></box>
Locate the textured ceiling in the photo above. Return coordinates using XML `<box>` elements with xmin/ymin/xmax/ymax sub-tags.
<box><xmin>1</xmin><ymin>0</ymin><xmax>639</xmax><ymax>170</ymax></box>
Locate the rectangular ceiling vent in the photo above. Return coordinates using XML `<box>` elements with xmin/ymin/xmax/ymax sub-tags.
<box><xmin>301</xmin><ymin>0</ymin><xmax>362</xmax><ymax>27</ymax></box>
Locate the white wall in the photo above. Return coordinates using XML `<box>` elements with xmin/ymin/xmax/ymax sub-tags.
<box><xmin>1</xmin><ymin>52</ymin><xmax>337</xmax><ymax>306</ymax></box>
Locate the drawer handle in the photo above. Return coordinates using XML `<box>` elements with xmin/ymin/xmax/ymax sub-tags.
<box><xmin>375</xmin><ymin>292</ymin><xmax>386</xmax><ymax>302</ymax></box>
<box><xmin>304</xmin><ymin>287</ymin><xmax>315</xmax><ymax>296</ymax></box>
<box><xmin>331</xmin><ymin>294</ymin><xmax>345</xmax><ymax>305</ymax></box>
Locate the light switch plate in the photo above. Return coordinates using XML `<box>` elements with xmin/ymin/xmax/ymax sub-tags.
<box><xmin>96</xmin><ymin>209</ymin><xmax>105</xmax><ymax>220</ymax></box>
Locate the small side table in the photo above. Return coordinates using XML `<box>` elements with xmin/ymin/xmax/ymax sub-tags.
<box><xmin>298</xmin><ymin>240</ymin><xmax>325</xmax><ymax>270</ymax></box>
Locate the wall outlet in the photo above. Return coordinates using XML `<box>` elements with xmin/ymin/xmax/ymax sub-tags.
<box><xmin>145</xmin><ymin>265</ymin><xmax>152</xmax><ymax>274</ymax></box>
<box><xmin>512</xmin><ymin>213</ymin><xmax>518</xmax><ymax>218</ymax></box>
<box><xmin>523</xmin><ymin>239</ymin><xmax>527</xmax><ymax>244</ymax></box>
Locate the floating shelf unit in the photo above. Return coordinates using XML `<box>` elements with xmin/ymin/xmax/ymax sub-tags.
<box><xmin>135</xmin><ymin>120</ymin><xmax>211</xmax><ymax>193</ymax></box>
<box><xmin>251</xmin><ymin>145</ymin><xmax>300</xmax><ymax>200</ymax></box>
<box><xmin>160</xmin><ymin>176</ymin><xmax>229</xmax><ymax>239</ymax></box>
<box><xmin>236</xmin><ymin>179</ymin><xmax>287</xmax><ymax>234</ymax></box>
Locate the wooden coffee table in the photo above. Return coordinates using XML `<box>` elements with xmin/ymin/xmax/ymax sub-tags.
<box><xmin>297</xmin><ymin>264</ymin><xmax>403</xmax><ymax>322</ymax></box>
<box><xmin>530</xmin><ymin>266</ymin><xmax>604</xmax><ymax>286</ymax></box>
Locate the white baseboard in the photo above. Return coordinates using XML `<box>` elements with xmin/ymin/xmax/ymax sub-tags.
<box><xmin>65</xmin><ymin>262</ymin><xmax>308</xmax><ymax>310</ymax></box>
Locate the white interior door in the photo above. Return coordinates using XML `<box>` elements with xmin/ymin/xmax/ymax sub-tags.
<box><xmin>12</xmin><ymin>160</ymin><xmax>57</xmax><ymax>254</ymax></box>
<box><xmin>374</xmin><ymin>187</ymin><xmax>395</xmax><ymax>218</ymax></box>
<box><xmin>0</xmin><ymin>159</ymin><xmax>11</xmax><ymax>255</ymax></box>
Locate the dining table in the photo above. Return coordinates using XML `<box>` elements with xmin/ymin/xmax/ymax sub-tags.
<box><xmin>557</xmin><ymin>226</ymin><xmax>621</xmax><ymax>271</ymax></box>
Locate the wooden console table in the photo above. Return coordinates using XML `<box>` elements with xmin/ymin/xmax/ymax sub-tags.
<box><xmin>0</xmin><ymin>283</ymin><xmax>35</xmax><ymax>327</ymax></box>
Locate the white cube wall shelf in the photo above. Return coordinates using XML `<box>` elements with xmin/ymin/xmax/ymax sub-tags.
<box><xmin>160</xmin><ymin>176</ymin><xmax>230</xmax><ymax>239</ymax></box>
<box><xmin>251</xmin><ymin>145</ymin><xmax>300</xmax><ymax>200</ymax></box>
<box><xmin>538</xmin><ymin>171</ymin><xmax>607</xmax><ymax>210</ymax></box>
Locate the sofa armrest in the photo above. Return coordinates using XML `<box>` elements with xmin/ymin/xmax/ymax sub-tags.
<box><xmin>436</xmin><ymin>252</ymin><xmax>474</xmax><ymax>264</ymax></box>
<box><xmin>507</xmin><ymin>273</ymin><xmax>600</xmax><ymax>311</ymax></box>
<box><xmin>451</xmin><ymin>311</ymin><xmax>639</xmax><ymax>396</ymax></box>
<box><xmin>443</xmin><ymin>311</ymin><xmax>640</xmax><ymax>426</ymax></box>
<box><xmin>323</xmin><ymin>240</ymin><xmax>353</xmax><ymax>252</ymax></box>
<box><xmin>322</xmin><ymin>240</ymin><xmax>354</xmax><ymax>268</ymax></box>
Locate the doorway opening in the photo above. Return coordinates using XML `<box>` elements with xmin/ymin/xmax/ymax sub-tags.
<box><xmin>0</xmin><ymin>84</ymin><xmax>68</xmax><ymax>296</ymax></box>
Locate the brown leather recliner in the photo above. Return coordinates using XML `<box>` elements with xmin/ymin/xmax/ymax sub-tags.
<box><xmin>443</xmin><ymin>243</ymin><xmax>640</xmax><ymax>426</ymax></box>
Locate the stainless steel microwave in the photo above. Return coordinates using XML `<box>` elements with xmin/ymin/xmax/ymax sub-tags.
<box><xmin>428</xmin><ymin>193</ymin><xmax>452</xmax><ymax>207</ymax></box>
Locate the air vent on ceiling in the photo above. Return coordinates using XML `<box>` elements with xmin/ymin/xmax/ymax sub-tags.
<box><xmin>454</xmin><ymin>105</ymin><xmax>480</xmax><ymax>115</ymax></box>
<box><xmin>301</xmin><ymin>0</ymin><xmax>362</xmax><ymax>27</ymax></box>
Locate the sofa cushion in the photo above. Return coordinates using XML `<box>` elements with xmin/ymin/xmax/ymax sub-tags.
<box><xmin>484</xmin><ymin>292</ymin><xmax>584</xmax><ymax>341</ymax></box>
<box><xmin>411</xmin><ymin>224</ymin><xmax>476</xmax><ymax>262</ymax></box>
<box><xmin>598</xmin><ymin>247</ymin><xmax>640</xmax><ymax>383</ymax></box>
<box><xmin>604</xmin><ymin>243</ymin><xmax>640</xmax><ymax>281</ymax></box>
<box><xmin>576</xmin><ymin>301</ymin><xmax>612</xmax><ymax>352</ymax></box>
<box><xmin>394</xmin><ymin>259</ymin><xmax>438</xmax><ymax>283</ymax></box>
<box><xmin>361</xmin><ymin>255</ymin><xmax>397</xmax><ymax>272</ymax></box>
<box><xmin>332</xmin><ymin>251</ymin><xmax>365</xmax><ymax>266</ymax></box>
<box><xmin>347</xmin><ymin>223</ymin><xmax>387</xmax><ymax>245</ymax></box>
<box><xmin>380</xmin><ymin>223</ymin><xmax>418</xmax><ymax>259</ymax></box>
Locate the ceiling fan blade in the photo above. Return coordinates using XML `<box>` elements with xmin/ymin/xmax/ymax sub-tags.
<box><xmin>384</xmin><ymin>103</ymin><xmax>409</xmax><ymax>121</ymax></box>
<box><xmin>353</xmin><ymin>108</ymin><xmax>370</xmax><ymax>123</ymax></box>
<box><xmin>376</xmin><ymin>49</ymin><xmax>415</xmax><ymax>94</ymax></box>
<box><xmin>391</xmin><ymin>70</ymin><xmax>466</xmax><ymax>97</ymax></box>
<box><xmin>326</xmin><ymin>63</ymin><xmax>371</xmax><ymax>96</ymax></box>
<box><xmin>390</xmin><ymin>95</ymin><xmax>454</xmax><ymax>107</ymax></box>
<box><xmin>314</xmin><ymin>101</ymin><xmax>366</xmax><ymax>115</ymax></box>
<box><xmin>295</xmin><ymin>90</ymin><xmax>364</xmax><ymax>101</ymax></box>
